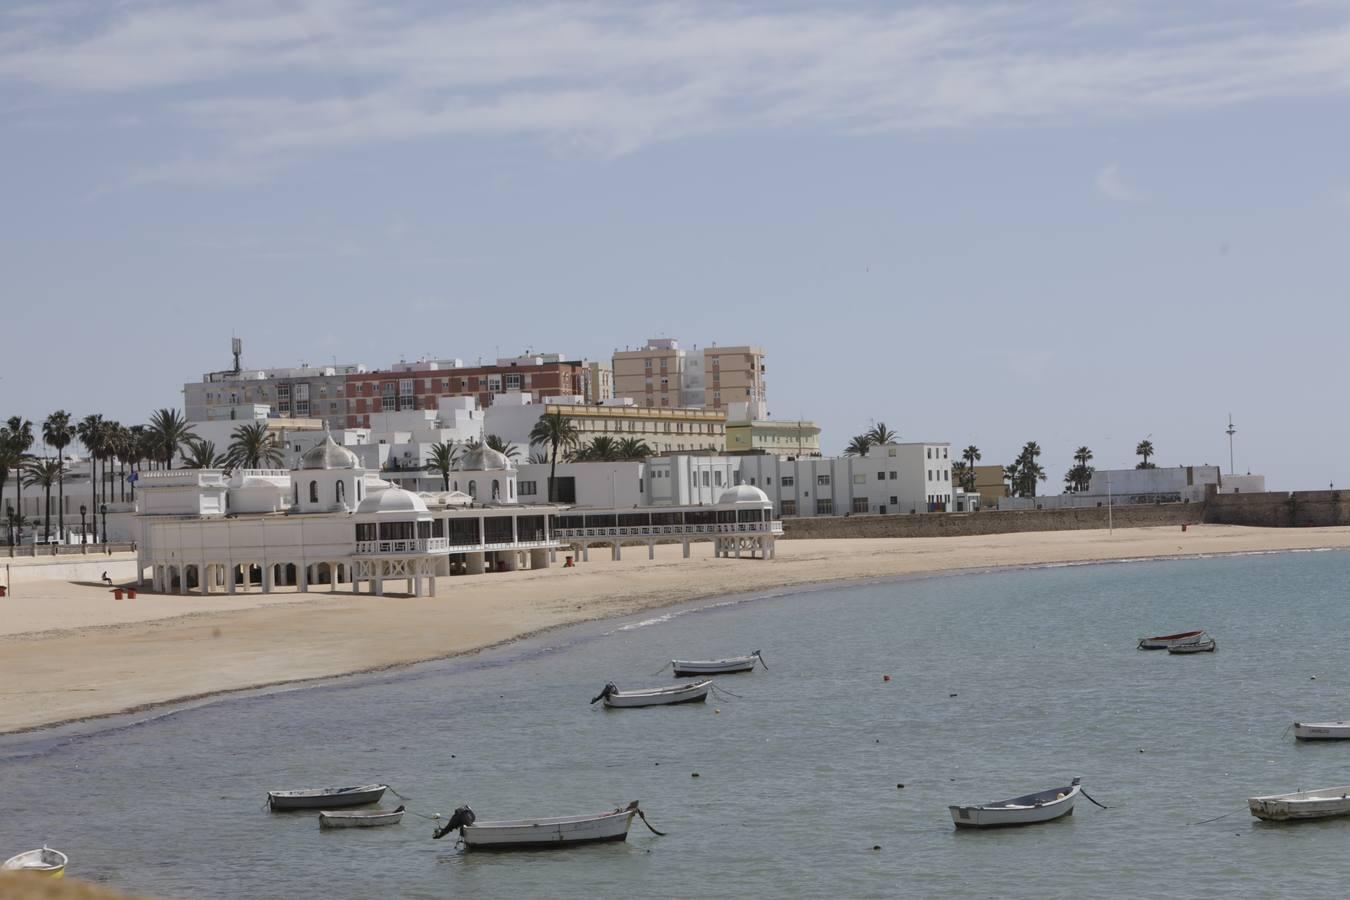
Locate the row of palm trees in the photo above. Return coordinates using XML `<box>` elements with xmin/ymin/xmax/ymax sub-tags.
<box><xmin>843</xmin><ymin>422</ymin><xmax>899</xmax><ymax>457</ymax></box>
<box><xmin>999</xmin><ymin>437</ymin><xmax>1158</xmax><ymax>498</ymax></box>
<box><xmin>0</xmin><ymin>408</ymin><xmax>283</xmax><ymax>543</ymax></box>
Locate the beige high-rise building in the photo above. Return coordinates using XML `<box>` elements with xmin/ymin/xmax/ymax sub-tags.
<box><xmin>612</xmin><ymin>338</ymin><xmax>765</xmax><ymax>411</ymax></box>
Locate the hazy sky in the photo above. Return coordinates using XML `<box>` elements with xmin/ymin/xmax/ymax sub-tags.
<box><xmin>3</xmin><ymin>0</ymin><xmax>1349</xmax><ymax>490</ymax></box>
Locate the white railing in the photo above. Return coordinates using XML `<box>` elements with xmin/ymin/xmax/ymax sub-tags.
<box><xmin>554</xmin><ymin>521</ymin><xmax>782</xmax><ymax>539</ymax></box>
<box><xmin>354</xmin><ymin>537</ymin><xmax>450</xmax><ymax>555</ymax></box>
<box><xmin>236</xmin><ymin>468</ymin><xmax>289</xmax><ymax>478</ymax></box>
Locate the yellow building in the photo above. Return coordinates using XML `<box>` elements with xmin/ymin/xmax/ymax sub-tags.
<box><xmin>971</xmin><ymin>464</ymin><xmax>1009</xmax><ymax>508</ymax></box>
<box><xmin>546</xmin><ymin>403</ymin><xmax>726</xmax><ymax>454</ymax></box>
<box><xmin>725</xmin><ymin>418</ymin><xmax>821</xmax><ymax>456</ymax></box>
<box><xmin>612</xmin><ymin>338</ymin><xmax>766</xmax><ymax>411</ymax></box>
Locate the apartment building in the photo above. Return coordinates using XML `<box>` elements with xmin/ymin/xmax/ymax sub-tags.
<box><xmin>486</xmin><ymin>394</ymin><xmax>727</xmax><ymax>456</ymax></box>
<box><xmin>344</xmin><ymin>354</ymin><xmax>599</xmax><ymax>428</ymax></box>
<box><xmin>186</xmin><ymin>364</ymin><xmax>362</xmax><ymax>432</ymax></box>
<box><xmin>724</xmin><ymin>401</ymin><xmax>821</xmax><ymax>456</ymax></box>
<box><xmin>612</xmin><ymin>338</ymin><xmax>766</xmax><ymax>411</ymax></box>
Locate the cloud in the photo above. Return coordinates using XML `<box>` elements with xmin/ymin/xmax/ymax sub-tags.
<box><xmin>4</xmin><ymin>1</ymin><xmax>1350</xmax><ymax>184</ymax></box>
<box><xmin>1095</xmin><ymin>163</ymin><xmax>1142</xmax><ymax>202</ymax></box>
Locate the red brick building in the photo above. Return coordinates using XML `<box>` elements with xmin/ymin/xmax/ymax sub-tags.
<box><xmin>344</xmin><ymin>357</ymin><xmax>594</xmax><ymax>428</ymax></box>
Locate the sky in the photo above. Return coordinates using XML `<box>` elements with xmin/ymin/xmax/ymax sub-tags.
<box><xmin>3</xmin><ymin>0</ymin><xmax>1350</xmax><ymax>490</ymax></box>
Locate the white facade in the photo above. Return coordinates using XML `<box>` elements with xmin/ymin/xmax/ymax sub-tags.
<box><xmin>738</xmin><ymin>443</ymin><xmax>953</xmax><ymax>515</ymax></box>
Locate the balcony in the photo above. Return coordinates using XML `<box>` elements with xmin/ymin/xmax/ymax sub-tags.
<box><xmin>354</xmin><ymin>537</ymin><xmax>450</xmax><ymax>555</ymax></box>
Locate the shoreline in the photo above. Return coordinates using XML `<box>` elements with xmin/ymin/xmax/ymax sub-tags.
<box><xmin>5</xmin><ymin>525</ymin><xmax>1350</xmax><ymax>738</ymax></box>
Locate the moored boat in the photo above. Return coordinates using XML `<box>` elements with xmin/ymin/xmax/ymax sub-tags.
<box><xmin>671</xmin><ymin>651</ymin><xmax>763</xmax><ymax>676</ymax></box>
<box><xmin>949</xmin><ymin>778</ymin><xmax>1082</xmax><ymax>828</ymax></box>
<box><xmin>1249</xmin><ymin>786</ymin><xmax>1350</xmax><ymax>821</ymax></box>
<box><xmin>1138</xmin><ymin>630</ymin><xmax>1206</xmax><ymax>650</ymax></box>
<box><xmin>1167</xmin><ymin>638</ymin><xmax>1216</xmax><ymax>654</ymax></box>
<box><xmin>591</xmin><ymin>681</ymin><xmax>712</xmax><ymax>708</ymax></box>
<box><xmin>433</xmin><ymin>801</ymin><xmax>651</xmax><ymax>849</ymax></box>
<box><xmin>319</xmin><ymin>805</ymin><xmax>405</xmax><ymax>828</ymax></box>
<box><xmin>2</xmin><ymin>847</ymin><xmax>68</xmax><ymax>878</ymax></box>
<box><xmin>1294</xmin><ymin>721</ymin><xmax>1350</xmax><ymax>741</ymax></box>
<box><xmin>268</xmin><ymin>784</ymin><xmax>388</xmax><ymax>810</ymax></box>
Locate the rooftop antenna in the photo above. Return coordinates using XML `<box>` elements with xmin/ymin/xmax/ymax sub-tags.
<box><xmin>1225</xmin><ymin>414</ymin><xmax>1236</xmax><ymax>476</ymax></box>
<box><xmin>231</xmin><ymin>336</ymin><xmax>242</xmax><ymax>375</ymax></box>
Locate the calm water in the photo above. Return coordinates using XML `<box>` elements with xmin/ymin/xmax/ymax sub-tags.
<box><xmin>5</xmin><ymin>550</ymin><xmax>1350</xmax><ymax>899</ymax></box>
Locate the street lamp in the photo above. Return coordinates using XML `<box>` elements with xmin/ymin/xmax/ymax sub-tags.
<box><xmin>80</xmin><ymin>505</ymin><xmax>88</xmax><ymax>545</ymax></box>
<box><xmin>100</xmin><ymin>504</ymin><xmax>108</xmax><ymax>546</ymax></box>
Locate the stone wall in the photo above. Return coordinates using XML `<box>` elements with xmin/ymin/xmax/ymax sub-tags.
<box><xmin>781</xmin><ymin>502</ymin><xmax>1203</xmax><ymax>540</ymax></box>
<box><xmin>1204</xmin><ymin>489</ymin><xmax>1350</xmax><ymax>527</ymax></box>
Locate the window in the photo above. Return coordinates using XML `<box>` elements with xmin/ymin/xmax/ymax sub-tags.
<box><xmin>890</xmin><ymin>496</ymin><xmax>898</xmax><ymax>505</ymax></box>
<box><xmin>852</xmin><ymin>498</ymin><xmax>869</xmax><ymax>513</ymax></box>
<box><xmin>889</xmin><ymin>471</ymin><xmax>897</xmax><ymax>480</ymax></box>
<box><xmin>944</xmin><ymin>470</ymin><xmax>950</xmax><ymax>481</ymax></box>
<box><xmin>927</xmin><ymin>448</ymin><xmax>932</xmax><ymax>458</ymax></box>
<box><xmin>817</xmin><ymin>474</ymin><xmax>830</xmax><ymax>486</ymax></box>
<box><xmin>308</xmin><ymin>480</ymin><xmax>318</xmax><ymax>503</ymax></box>
<box><xmin>702</xmin><ymin>471</ymin><xmax>710</xmax><ymax>487</ymax></box>
<box><xmin>487</xmin><ymin>374</ymin><xmax>502</xmax><ymax>392</ymax></box>
<box><xmin>276</xmin><ymin>383</ymin><xmax>292</xmax><ymax>412</ymax></box>
<box><xmin>519</xmin><ymin>480</ymin><xmax>537</xmax><ymax>496</ymax></box>
<box><xmin>943</xmin><ymin>448</ymin><xmax>949</xmax><ymax>458</ymax></box>
<box><xmin>505</xmin><ymin>373</ymin><xmax>522</xmax><ymax>391</ymax></box>
<box><xmin>877</xmin><ymin>472</ymin><xmax>886</xmax><ymax>480</ymax></box>
<box><xmin>381</xmin><ymin>382</ymin><xmax>396</xmax><ymax>410</ymax></box>
<box><xmin>336</xmin><ymin>481</ymin><xmax>346</xmax><ymax>504</ymax></box>
<box><xmin>781</xmin><ymin>476</ymin><xmax>794</xmax><ymax>487</ymax></box>
<box><xmin>781</xmin><ymin>500</ymin><xmax>797</xmax><ymax>516</ymax></box>
<box><xmin>468</xmin><ymin>480</ymin><xmax>477</xmax><ymax>498</ymax></box>
<box><xmin>398</xmin><ymin>379</ymin><xmax>414</xmax><ymax>410</ymax></box>
<box><xmin>714</xmin><ymin>471</ymin><xmax>723</xmax><ymax>487</ymax></box>
<box><xmin>853</xmin><ymin>474</ymin><xmax>866</xmax><ymax>485</ymax></box>
<box><xmin>644</xmin><ymin>358</ymin><xmax>652</xmax><ymax>369</ymax></box>
<box><xmin>295</xmin><ymin>383</ymin><xmax>310</xmax><ymax>417</ymax></box>
<box><xmin>491</xmin><ymin>480</ymin><xmax>501</xmax><ymax>501</ymax></box>
<box><xmin>815</xmin><ymin>499</ymin><xmax>834</xmax><ymax>515</ymax></box>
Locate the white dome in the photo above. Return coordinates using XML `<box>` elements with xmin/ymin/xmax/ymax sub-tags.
<box><xmin>456</xmin><ymin>444</ymin><xmax>514</xmax><ymax>472</ymax></box>
<box><xmin>356</xmin><ymin>487</ymin><xmax>428</xmax><ymax>514</ymax></box>
<box><xmin>718</xmin><ymin>484</ymin><xmax>770</xmax><ymax>505</ymax></box>
<box><xmin>300</xmin><ymin>435</ymin><xmax>360</xmax><ymax>470</ymax></box>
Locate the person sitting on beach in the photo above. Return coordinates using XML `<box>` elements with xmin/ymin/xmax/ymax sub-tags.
<box><xmin>101</xmin><ymin>571</ymin><xmax>113</xmax><ymax>587</ymax></box>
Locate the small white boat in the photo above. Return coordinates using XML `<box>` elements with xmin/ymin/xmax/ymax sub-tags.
<box><xmin>433</xmin><ymin>801</ymin><xmax>652</xmax><ymax>849</ymax></box>
<box><xmin>1168</xmin><ymin>638</ymin><xmax>1216</xmax><ymax>654</ymax></box>
<box><xmin>319</xmin><ymin>805</ymin><xmax>405</xmax><ymax>828</ymax></box>
<box><xmin>2</xmin><ymin>846</ymin><xmax>68</xmax><ymax>878</ymax></box>
<box><xmin>950</xmin><ymin>778</ymin><xmax>1082</xmax><ymax>828</ymax></box>
<box><xmin>1138</xmin><ymin>630</ymin><xmax>1206</xmax><ymax>650</ymax></box>
<box><xmin>268</xmin><ymin>784</ymin><xmax>387</xmax><ymax>810</ymax></box>
<box><xmin>1249</xmin><ymin>786</ymin><xmax>1350</xmax><ymax>821</ymax></box>
<box><xmin>671</xmin><ymin>650</ymin><xmax>763</xmax><ymax>677</ymax></box>
<box><xmin>591</xmin><ymin>680</ymin><xmax>712</xmax><ymax>708</ymax></box>
<box><xmin>1294</xmin><ymin>721</ymin><xmax>1350</xmax><ymax>741</ymax></box>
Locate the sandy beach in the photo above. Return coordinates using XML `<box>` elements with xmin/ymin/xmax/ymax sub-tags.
<box><xmin>3</xmin><ymin>524</ymin><xmax>1349</xmax><ymax>735</ymax></box>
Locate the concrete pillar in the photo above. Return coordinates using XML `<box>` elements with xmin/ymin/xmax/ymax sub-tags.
<box><xmin>581</xmin><ymin>544</ymin><xmax>590</xmax><ymax>562</ymax></box>
<box><xmin>226</xmin><ymin>563</ymin><xmax>237</xmax><ymax>594</ymax></box>
<box><xmin>299</xmin><ymin>563</ymin><xmax>309</xmax><ymax>593</ymax></box>
<box><xmin>683</xmin><ymin>540</ymin><xmax>690</xmax><ymax>559</ymax></box>
<box><xmin>612</xmin><ymin>542</ymin><xmax>621</xmax><ymax>562</ymax></box>
<box><xmin>374</xmin><ymin>570</ymin><xmax>384</xmax><ymax>596</ymax></box>
<box><xmin>467</xmin><ymin>552</ymin><xmax>485</xmax><ymax>575</ymax></box>
<box><xmin>428</xmin><ymin>567</ymin><xmax>437</xmax><ymax>597</ymax></box>
<box><xmin>648</xmin><ymin>542</ymin><xmax>655</xmax><ymax>560</ymax></box>
<box><xmin>413</xmin><ymin>574</ymin><xmax>423</xmax><ymax>598</ymax></box>
<box><xmin>530</xmin><ymin>548</ymin><xmax>550</xmax><ymax>570</ymax></box>
<box><xmin>263</xmin><ymin>564</ymin><xmax>274</xmax><ymax>593</ymax></box>
<box><xmin>199</xmin><ymin>562</ymin><xmax>209</xmax><ymax>595</ymax></box>
<box><xmin>549</xmin><ymin>548</ymin><xmax>557</xmax><ymax>563</ymax></box>
<box><xmin>735</xmin><ymin>540</ymin><xmax>742</xmax><ymax>559</ymax></box>
<box><xmin>407</xmin><ymin>575</ymin><xmax>414</xmax><ymax>595</ymax></box>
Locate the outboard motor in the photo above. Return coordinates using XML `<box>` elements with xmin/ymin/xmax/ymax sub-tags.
<box><xmin>433</xmin><ymin>804</ymin><xmax>475</xmax><ymax>839</ymax></box>
<box><xmin>590</xmin><ymin>682</ymin><xmax>619</xmax><ymax>705</ymax></box>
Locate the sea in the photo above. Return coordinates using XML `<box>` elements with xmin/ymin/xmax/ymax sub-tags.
<box><xmin>3</xmin><ymin>549</ymin><xmax>1349</xmax><ymax>899</ymax></box>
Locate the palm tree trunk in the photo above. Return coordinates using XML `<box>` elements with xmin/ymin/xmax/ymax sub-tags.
<box><xmin>548</xmin><ymin>442</ymin><xmax>559</xmax><ymax>503</ymax></box>
<box><xmin>14</xmin><ymin>472</ymin><xmax>22</xmax><ymax>543</ymax></box>
<box><xmin>90</xmin><ymin>457</ymin><xmax>97</xmax><ymax>543</ymax></box>
<box><xmin>57</xmin><ymin>466</ymin><xmax>65</xmax><ymax>541</ymax></box>
<box><xmin>43</xmin><ymin>482</ymin><xmax>52</xmax><ymax>540</ymax></box>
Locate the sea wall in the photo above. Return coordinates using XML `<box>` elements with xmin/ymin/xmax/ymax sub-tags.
<box><xmin>1204</xmin><ymin>490</ymin><xmax>1350</xmax><ymax>527</ymax></box>
<box><xmin>781</xmin><ymin>502</ymin><xmax>1202</xmax><ymax>540</ymax></box>
<box><xmin>1</xmin><ymin>553</ymin><xmax>139</xmax><ymax>586</ymax></box>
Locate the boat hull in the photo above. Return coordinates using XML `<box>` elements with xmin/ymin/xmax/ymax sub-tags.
<box><xmin>269</xmin><ymin>784</ymin><xmax>387</xmax><ymax>810</ymax></box>
<box><xmin>2</xmin><ymin>848</ymin><xmax>68</xmax><ymax>878</ymax></box>
<box><xmin>672</xmin><ymin>656</ymin><xmax>757</xmax><ymax>676</ymax></box>
<box><xmin>319</xmin><ymin>810</ymin><xmax>404</xmax><ymax>828</ymax></box>
<box><xmin>950</xmin><ymin>783</ymin><xmax>1081</xmax><ymax>828</ymax></box>
<box><xmin>460</xmin><ymin>809</ymin><xmax>637</xmax><ymax>850</ymax></box>
<box><xmin>1168</xmin><ymin>639</ymin><xmax>1216</xmax><ymax>654</ymax></box>
<box><xmin>1294</xmin><ymin>722</ymin><xmax>1350</xmax><ymax>740</ymax></box>
<box><xmin>1138</xmin><ymin>631</ymin><xmax>1205</xmax><ymax>650</ymax></box>
<box><xmin>1249</xmin><ymin>786</ymin><xmax>1350</xmax><ymax>821</ymax></box>
<box><xmin>603</xmin><ymin>681</ymin><xmax>712</xmax><ymax>708</ymax></box>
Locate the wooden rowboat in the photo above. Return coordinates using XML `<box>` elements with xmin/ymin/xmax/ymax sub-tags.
<box><xmin>1168</xmin><ymin>639</ymin><xmax>1216</xmax><ymax>654</ymax></box>
<box><xmin>268</xmin><ymin>784</ymin><xmax>387</xmax><ymax>810</ymax></box>
<box><xmin>1249</xmin><ymin>786</ymin><xmax>1350</xmax><ymax>821</ymax></box>
<box><xmin>433</xmin><ymin>801</ymin><xmax>651</xmax><ymax>849</ymax></box>
<box><xmin>319</xmin><ymin>805</ymin><xmax>404</xmax><ymax>828</ymax></box>
<box><xmin>1138</xmin><ymin>630</ymin><xmax>1206</xmax><ymax>650</ymax></box>
<box><xmin>671</xmin><ymin>651</ymin><xmax>763</xmax><ymax>676</ymax></box>
<box><xmin>591</xmin><ymin>680</ymin><xmax>712</xmax><ymax>708</ymax></box>
<box><xmin>1294</xmin><ymin>721</ymin><xmax>1350</xmax><ymax>740</ymax></box>
<box><xmin>2</xmin><ymin>847</ymin><xmax>68</xmax><ymax>878</ymax></box>
<box><xmin>950</xmin><ymin>778</ymin><xmax>1082</xmax><ymax>828</ymax></box>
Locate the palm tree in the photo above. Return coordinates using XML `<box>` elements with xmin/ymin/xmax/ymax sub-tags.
<box><xmin>182</xmin><ymin>440</ymin><xmax>225</xmax><ymax>470</ymax></box>
<box><xmin>616</xmin><ymin>437</ymin><xmax>653</xmax><ymax>460</ymax></box>
<box><xmin>867</xmin><ymin>422</ymin><xmax>898</xmax><ymax>446</ymax></box>
<box><xmin>844</xmin><ymin>434</ymin><xmax>873</xmax><ymax>457</ymax></box>
<box><xmin>106</xmin><ymin>421</ymin><xmax>131</xmax><ymax>502</ymax></box>
<box><xmin>1016</xmin><ymin>441</ymin><xmax>1047</xmax><ymax>497</ymax></box>
<box><xmin>961</xmin><ymin>445</ymin><xmax>981</xmax><ymax>491</ymax></box>
<box><xmin>427</xmin><ymin>441</ymin><xmax>458</xmax><ymax>491</ymax></box>
<box><xmin>77</xmin><ymin>414</ymin><xmax>106</xmax><ymax>535</ymax></box>
<box><xmin>526</xmin><ymin>448</ymin><xmax>550</xmax><ymax>465</ymax></box>
<box><xmin>43</xmin><ymin>411</ymin><xmax>75</xmax><ymax>539</ymax></box>
<box><xmin>1003</xmin><ymin>462</ymin><xmax>1021</xmax><ymax>497</ymax></box>
<box><xmin>951</xmin><ymin>461</ymin><xmax>968</xmax><ymax>494</ymax></box>
<box><xmin>485</xmin><ymin>434</ymin><xmax>520</xmax><ymax>461</ymax></box>
<box><xmin>1135</xmin><ymin>439</ymin><xmax>1156</xmax><ymax>470</ymax></box>
<box><xmin>5</xmin><ymin>417</ymin><xmax>34</xmax><ymax>534</ymax></box>
<box><xmin>146</xmin><ymin>408</ymin><xmax>196</xmax><ymax>469</ymax></box>
<box><xmin>583</xmin><ymin>435</ymin><xmax>621</xmax><ymax>462</ymax></box>
<box><xmin>0</xmin><ymin>428</ymin><xmax>25</xmax><ymax>540</ymax></box>
<box><xmin>225</xmin><ymin>421</ymin><xmax>284</xmax><ymax>470</ymax></box>
<box><xmin>528</xmin><ymin>411</ymin><xmax>581</xmax><ymax>502</ymax></box>
<box><xmin>1064</xmin><ymin>445</ymin><xmax>1095</xmax><ymax>492</ymax></box>
<box><xmin>23</xmin><ymin>457</ymin><xmax>62</xmax><ymax>540</ymax></box>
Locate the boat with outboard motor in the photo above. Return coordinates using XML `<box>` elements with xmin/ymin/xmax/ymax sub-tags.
<box><xmin>591</xmin><ymin>681</ymin><xmax>712</xmax><ymax>708</ymax></box>
<box><xmin>1138</xmin><ymin>630</ymin><xmax>1206</xmax><ymax>650</ymax></box>
<box><xmin>432</xmin><ymin>801</ymin><xmax>660</xmax><ymax>849</ymax></box>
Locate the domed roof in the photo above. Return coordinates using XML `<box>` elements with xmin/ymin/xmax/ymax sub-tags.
<box><xmin>300</xmin><ymin>434</ymin><xmax>360</xmax><ymax>470</ymax></box>
<box><xmin>356</xmin><ymin>486</ymin><xmax>428</xmax><ymax>515</ymax></box>
<box><xmin>456</xmin><ymin>444</ymin><xmax>514</xmax><ymax>472</ymax></box>
<box><xmin>718</xmin><ymin>484</ymin><xmax>771</xmax><ymax>505</ymax></box>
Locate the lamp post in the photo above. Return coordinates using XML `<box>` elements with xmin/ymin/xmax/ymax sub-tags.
<box><xmin>80</xmin><ymin>504</ymin><xmax>88</xmax><ymax>545</ymax></box>
<box><xmin>100</xmin><ymin>504</ymin><xmax>108</xmax><ymax>547</ymax></box>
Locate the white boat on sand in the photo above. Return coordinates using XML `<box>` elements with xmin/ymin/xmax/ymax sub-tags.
<box><xmin>671</xmin><ymin>651</ymin><xmax>764</xmax><ymax>676</ymax></box>
<box><xmin>1249</xmin><ymin>786</ymin><xmax>1350</xmax><ymax>821</ymax></box>
<box><xmin>950</xmin><ymin>778</ymin><xmax>1082</xmax><ymax>828</ymax></box>
<box><xmin>1294</xmin><ymin>721</ymin><xmax>1350</xmax><ymax>741</ymax></box>
<box><xmin>1138</xmin><ymin>630</ymin><xmax>1206</xmax><ymax>650</ymax></box>
<box><xmin>319</xmin><ymin>805</ymin><xmax>405</xmax><ymax>828</ymax></box>
<box><xmin>591</xmin><ymin>681</ymin><xmax>712</xmax><ymax>708</ymax></box>
<box><xmin>2</xmin><ymin>847</ymin><xmax>68</xmax><ymax>878</ymax></box>
<box><xmin>433</xmin><ymin>801</ymin><xmax>660</xmax><ymax>849</ymax></box>
<box><xmin>268</xmin><ymin>784</ymin><xmax>387</xmax><ymax>810</ymax></box>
